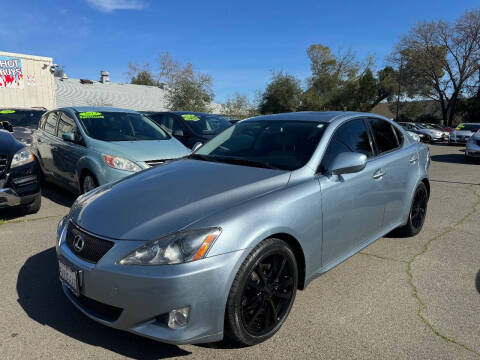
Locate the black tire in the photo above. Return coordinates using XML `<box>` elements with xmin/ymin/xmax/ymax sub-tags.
<box><xmin>23</xmin><ymin>194</ymin><xmax>41</xmax><ymax>214</ymax></box>
<box><xmin>225</xmin><ymin>238</ymin><xmax>298</xmax><ymax>346</ymax></box>
<box><xmin>396</xmin><ymin>183</ymin><xmax>428</xmax><ymax>237</ymax></box>
<box><xmin>81</xmin><ymin>172</ymin><xmax>98</xmax><ymax>194</ymax></box>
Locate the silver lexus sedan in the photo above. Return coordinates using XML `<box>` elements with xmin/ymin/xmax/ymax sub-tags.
<box><xmin>56</xmin><ymin>112</ymin><xmax>430</xmax><ymax>346</ymax></box>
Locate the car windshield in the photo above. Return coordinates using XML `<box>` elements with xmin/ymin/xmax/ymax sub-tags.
<box><xmin>458</xmin><ymin>124</ymin><xmax>480</xmax><ymax>132</ymax></box>
<box><xmin>179</xmin><ymin>113</ymin><xmax>231</xmax><ymax>135</ymax></box>
<box><xmin>76</xmin><ymin>111</ymin><xmax>170</xmax><ymax>141</ymax></box>
<box><xmin>414</xmin><ymin>123</ymin><xmax>427</xmax><ymax>129</ymax></box>
<box><xmin>193</xmin><ymin>120</ymin><xmax>328</xmax><ymax>171</ymax></box>
<box><xmin>0</xmin><ymin>109</ymin><xmax>44</xmax><ymax>127</ymax></box>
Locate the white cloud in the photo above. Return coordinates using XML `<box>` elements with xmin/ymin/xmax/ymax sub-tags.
<box><xmin>87</xmin><ymin>0</ymin><xmax>146</xmax><ymax>12</ymax></box>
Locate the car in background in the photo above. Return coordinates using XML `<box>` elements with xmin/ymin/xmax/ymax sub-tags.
<box><xmin>449</xmin><ymin>123</ymin><xmax>480</xmax><ymax>145</ymax></box>
<box><xmin>418</xmin><ymin>123</ymin><xmax>450</xmax><ymax>140</ymax></box>
<box><xmin>32</xmin><ymin>107</ymin><xmax>190</xmax><ymax>194</ymax></box>
<box><xmin>145</xmin><ymin>111</ymin><xmax>232</xmax><ymax>148</ymax></box>
<box><xmin>0</xmin><ymin>108</ymin><xmax>46</xmax><ymax>146</ymax></box>
<box><xmin>398</xmin><ymin>122</ymin><xmax>428</xmax><ymax>142</ymax></box>
<box><xmin>221</xmin><ymin>115</ymin><xmax>242</xmax><ymax>124</ymax></box>
<box><xmin>399</xmin><ymin>122</ymin><xmax>446</xmax><ymax>143</ymax></box>
<box><xmin>0</xmin><ymin>127</ymin><xmax>41</xmax><ymax>214</ymax></box>
<box><xmin>465</xmin><ymin>130</ymin><xmax>480</xmax><ymax>162</ymax></box>
<box><xmin>428</xmin><ymin>123</ymin><xmax>453</xmax><ymax>133</ymax></box>
<box><xmin>56</xmin><ymin>112</ymin><xmax>430</xmax><ymax>346</ymax></box>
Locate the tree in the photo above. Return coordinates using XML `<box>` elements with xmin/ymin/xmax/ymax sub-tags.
<box><xmin>158</xmin><ymin>53</ymin><xmax>214</xmax><ymax>112</ymax></box>
<box><xmin>127</xmin><ymin>63</ymin><xmax>159</xmax><ymax>86</ymax></box>
<box><xmin>393</xmin><ymin>8</ymin><xmax>480</xmax><ymax>126</ymax></box>
<box><xmin>260</xmin><ymin>71</ymin><xmax>303</xmax><ymax>114</ymax></box>
<box><xmin>222</xmin><ymin>93</ymin><xmax>257</xmax><ymax>119</ymax></box>
<box><xmin>302</xmin><ymin>44</ymin><xmax>398</xmax><ymax>111</ymax></box>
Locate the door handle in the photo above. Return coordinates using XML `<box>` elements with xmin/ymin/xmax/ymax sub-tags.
<box><xmin>409</xmin><ymin>155</ymin><xmax>418</xmax><ymax>164</ymax></box>
<box><xmin>373</xmin><ymin>169</ymin><xmax>385</xmax><ymax>179</ymax></box>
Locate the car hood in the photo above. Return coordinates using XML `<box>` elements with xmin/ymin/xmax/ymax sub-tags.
<box><xmin>12</xmin><ymin>126</ymin><xmax>35</xmax><ymax>146</ymax></box>
<box><xmin>89</xmin><ymin>138</ymin><xmax>190</xmax><ymax>162</ymax></box>
<box><xmin>69</xmin><ymin>159</ymin><xmax>290</xmax><ymax>240</ymax></box>
<box><xmin>0</xmin><ymin>130</ymin><xmax>24</xmax><ymax>154</ymax></box>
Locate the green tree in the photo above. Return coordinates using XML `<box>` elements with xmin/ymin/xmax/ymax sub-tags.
<box><xmin>222</xmin><ymin>93</ymin><xmax>257</xmax><ymax>119</ymax></box>
<box><xmin>393</xmin><ymin>8</ymin><xmax>480</xmax><ymax>126</ymax></box>
<box><xmin>158</xmin><ymin>53</ymin><xmax>214</xmax><ymax>112</ymax></box>
<box><xmin>127</xmin><ymin>63</ymin><xmax>159</xmax><ymax>86</ymax></box>
<box><xmin>260</xmin><ymin>71</ymin><xmax>303</xmax><ymax>114</ymax></box>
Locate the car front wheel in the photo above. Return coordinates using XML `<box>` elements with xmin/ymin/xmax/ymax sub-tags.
<box><xmin>81</xmin><ymin>173</ymin><xmax>98</xmax><ymax>194</ymax></box>
<box><xmin>225</xmin><ymin>238</ymin><xmax>298</xmax><ymax>346</ymax></box>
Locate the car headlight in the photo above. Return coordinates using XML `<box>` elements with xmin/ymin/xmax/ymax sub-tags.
<box><xmin>119</xmin><ymin>228</ymin><xmax>221</xmax><ymax>265</ymax></box>
<box><xmin>103</xmin><ymin>154</ymin><xmax>141</xmax><ymax>172</ymax></box>
<box><xmin>11</xmin><ymin>147</ymin><xmax>34</xmax><ymax>168</ymax></box>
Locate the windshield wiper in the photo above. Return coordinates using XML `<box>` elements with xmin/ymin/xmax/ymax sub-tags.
<box><xmin>188</xmin><ymin>154</ymin><xmax>223</xmax><ymax>163</ymax></box>
<box><xmin>210</xmin><ymin>156</ymin><xmax>281</xmax><ymax>170</ymax></box>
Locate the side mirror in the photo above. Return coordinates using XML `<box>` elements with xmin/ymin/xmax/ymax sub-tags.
<box><xmin>191</xmin><ymin>142</ymin><xmax>203</xmax><ymax>152</ymax></box>
<box><xmin>62</xmin><ymin>132</ymin><xmax>75</xmax><ymax>142</ymax></box>
<box><xmin>1</xmin><ymin>121</ymin><xmax>13</xmax><ymax>132</ymax></box>
<box><xmin>173</xmin><ymin>129</ymin><xmax>184</xmax><ymax>137</ymax></box>
<box><xmin>329</xmin><ymin>152</ymin><xmax>367</xmax><ymax>175</ymax></box>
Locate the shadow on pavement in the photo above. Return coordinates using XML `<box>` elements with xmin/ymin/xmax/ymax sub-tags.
<box><xmin>431</xmin><ymin>153</ymin><xmax>468</xmax><ymax>164</ymax></box>
<box><xmin>476</xmin><ymin>271</ymin><xmax>480</xmax><ymax>294</ymax></box>
<box><xmin>16</xmin><ymin>247</ymin><xmax>191</xmax><ymax>359</ymax></box>
<box><xmin>41</xmin><ymin>183</ymin><xmax>77</xmax><ymax>208</ymax></box>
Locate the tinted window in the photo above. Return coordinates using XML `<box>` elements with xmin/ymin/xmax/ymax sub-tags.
<box><xmin>179</xmin><ymin>113</ymin><xmax>231</xmax><ymax>135</ymax></box>
<box><xmin>320</xmin><ymin>119</ymin><xmax>373</xmax><ymax>172</ymax></box>
<box><xmin>44</xmin><ymin>112</ymin><xmax>58</xmax><ymax>136</ymax></box>
<box><xmin>0</xmin><ymin>109</ymin><xmax>44</xmax><ymax>127</ymax></box>
<box><xmin>76</xmin><ymin>111</ymin><xmax>170</xmax><ymax>141</ymax></box>
<box><xmin>195</xmin><ymin>120</ymin><xmax>328</xmax><ymax>171</ymax></box>
<box><xmin>369</xmin><ymin>118</ymin><xmax>399</xmax><ymax>154</ymax></box>
<box><xmin>458</xmin><ymin>123</ymin><xmax>480</xmax><ymax>132</ymax></box>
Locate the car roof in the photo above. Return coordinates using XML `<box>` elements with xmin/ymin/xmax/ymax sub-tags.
<box><xmin>243</xmin><ymin>111</ymin><xmax>387</xmax><ymax>123</ymax></box>
<box><xmin>459</xmin><ymin>122</ymin><xmax>480</xmax><ymax>125</ymax></box>
<box><xmin>0</xmin><ymin>108</ymin><xmax>45</xmax><ymax>112</ymax></box>
<box><xmin>58</xmin><ymin>106</ymin><xmax>138</xmax><ymax>113</ymax></box>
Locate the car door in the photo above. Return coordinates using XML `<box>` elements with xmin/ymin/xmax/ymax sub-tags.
<box><xmin>35</xmin><ymin>111</ymin><xmax>59</xmax><ymax>177</ymax></box>
<box><xmin>55</xmin><ymin>111</ymin><xmax>86</xmax><ymax>191</ymax></box>
<box><xmin>318</xmin><ymin>118</ymin><xmax>386</xmax><ymax>267</ymax></box>
<box><xmin>367</xmin><ymin>118</ymin><xmax>419</xmax><ymax>231</ymax></box>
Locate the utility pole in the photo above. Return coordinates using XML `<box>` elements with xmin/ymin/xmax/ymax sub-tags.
<box><xmin>395</xmin><ymin>58</ymin><xmax>403</xmax><ymax>121</ymax></box>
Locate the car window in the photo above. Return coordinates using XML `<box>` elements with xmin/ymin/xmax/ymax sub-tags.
<box><xmin>179</xmin><ymin>113</ymin><xmax>231</xmax><ymax>135</ymax></box>
<box><xmin>76</xmin><ymin>111</ymin><xmax>170</xmax><ymax>141</ymax></box>
<box><xmin>57</xmin><ymin>112</ymin><xmax>77</xmax><ymax>136</ymax></box>
<box><xmin>0</xmin><ymin>109</ymin><xmax>44</xmax><ymax>127</ymax></box>
<box><xmin>44</xmin><ymin>112</ymin><xmax>59</xmax><ymax>136</ymax></box>
<box><xmin>164</xmin><ymin>115</ymin><xmax>183</xmax><ymax>133</ymax></box>
<box><xmin>195</xmin><ymin>120</ymin><xmax>328</xmax><ymax>171</ymax></box>
<box><xmin>320</xmin><ymin>118</ymin><xmax>373</xmax><ymax>173</ymax></box>
<box><xmin>369</xmin><ymin>118</ymin><xmax>400</xmax><ymax>154</ymax></box>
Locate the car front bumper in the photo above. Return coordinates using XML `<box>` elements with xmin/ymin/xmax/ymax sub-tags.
<box><xmin>0</xmin><ymin>160</ymin><xmax>41</xmax><ymax>209</ymax></box>
<box><xmin>56</xmin><ymin>221</ymin><xmax>246</xmax><ymax>344</ymax></box>
<box><xmin>466</xmin><ymin>142</ymin><xmax>480</xmax><ymax>157</ymax></box>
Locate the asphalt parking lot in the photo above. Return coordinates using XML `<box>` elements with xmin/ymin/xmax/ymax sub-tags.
<box><xmin>0</xmin><ymin>143</ymin><xmax>479</xmax><ymax>359</ymax></box>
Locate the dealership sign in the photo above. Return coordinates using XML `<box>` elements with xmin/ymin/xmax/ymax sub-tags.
<box><xmin>0</xmin><ymin>56</ymin><xmax>24</xmax><ymax>89</ymax></box>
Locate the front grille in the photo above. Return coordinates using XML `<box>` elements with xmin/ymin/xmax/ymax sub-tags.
<box><xmin>66</xmin><ymin>222</ymin><xmax>114</xmax><ymax>263</ymax></box>
<box><xmin>0</xmin><ymin>154</ymin><xmax>7</xmax><ymax>178</ymax></box>
<box><xmin>67</xmin><ymin>289</ymin><xmax>123</xmax><ymax>322</ymax></box>
<box><xmin>145</xmin><ymin>159</ymin><xmax>166</xmax><ymax>167</ymax></box>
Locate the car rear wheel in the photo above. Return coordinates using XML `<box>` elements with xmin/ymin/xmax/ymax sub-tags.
<box><xmin>225</xmin><ymin>238</ymin><xmax>298</xmax><ymax>346</ymax></box>
<box><xmin>397</xmin><ymin>183</ymin><xmax>428</xmax><ymax>237</ymax></box>
<box><xmin>81</xmin><ymin>173</ymin><xmax>98</xmax><ymax>194</ymax></box>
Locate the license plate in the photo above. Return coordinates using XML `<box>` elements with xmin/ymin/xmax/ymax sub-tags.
<box><xmin>59</xmin><ymin>260</ymin><xmax>80</xmax><ymax>296</ymax></box>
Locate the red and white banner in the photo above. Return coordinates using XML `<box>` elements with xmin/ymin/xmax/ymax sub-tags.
<box><xmin>0</xmin><ymin>56</ymin><xmax>24</xmax><ymax>89</ymax></box>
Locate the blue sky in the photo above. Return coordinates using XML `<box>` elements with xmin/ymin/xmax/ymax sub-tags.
<box><xmin>1</xmin><ymin>0</ymin><xmax>478</xmax><ymax>102</ymax></box>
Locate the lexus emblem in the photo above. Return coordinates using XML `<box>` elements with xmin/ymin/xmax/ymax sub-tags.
<box><xmin>73</xmin><ymin>234</ymin><xmax>85</xmax><ymax>252</ymax></box>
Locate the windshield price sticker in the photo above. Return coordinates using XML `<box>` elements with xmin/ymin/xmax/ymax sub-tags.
<box><xmin>79</xmin><ymin>112</ymin><xmax>104</xmax><ymax>119</ymax></box>
<box><xmin>181</xmin><ymin>114</ymin><xmax>200</xmax><ymax>121</ymax></box>
<box><xmin>0</xmin><ymin>110</ymin><xmax>15</xmax><ymax>114</ymax></box>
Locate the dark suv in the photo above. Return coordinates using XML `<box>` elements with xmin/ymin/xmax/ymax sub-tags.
<box><xmin>144</xmin><ymin>111</ymin><xmax>231</xmax><ymax>148</ymax></box>
<box><xmin>0</xmin><ymin>126</ymin><xmax>41</xmax><ymax>214</ymax></box>
<box><xmin>0</xmin><ymin>108</ymin><xmax>46</xmax><ymax>145</ymax></box>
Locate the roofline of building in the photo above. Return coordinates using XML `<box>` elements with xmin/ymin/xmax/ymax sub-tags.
<box><xmin>0</xmin><ymin>51</ymin><xmax>53</xmax><ymax>62</ymax></box>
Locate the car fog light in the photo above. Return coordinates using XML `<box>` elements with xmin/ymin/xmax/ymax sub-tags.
<box><xmin>168</xmin><ymin>306</ymin><xmax>190</xmax><ymax>329</ymax></box>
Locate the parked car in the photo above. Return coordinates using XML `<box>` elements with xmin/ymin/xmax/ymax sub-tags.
<box><xmin>465</xmin><ymin>130</ymin><xmax>480</xmax><ymax>162</ymax></box>
<box><xmin>399</xmin><ymin>122</ymin><xmax>446</xmax><ymax>143</ymax></box>
<box><xmin>0</xmin><ymin>127</ymin><xmax>41</xmax><ymax>213</ymax></box>
<box><xmin>428</xmin><ymin>123</ymin><xmax>453</xmax><ymax>133</ymax></box>
<box><xmin>145</xmin><ymin>111</ymin><xmax>232</xmax><ymax>148</ymax></box>
<box><xmin>56</xmin><ymin>111</ymin><xmax>430</xmax><ymax>346</ymax></box>
<box><xmin>0</xmin><ymin>108</ymin><xmax>46</xmax><ymax>146</ymax></box>
<box><xmin>398</xmin><ymin>122</ymin><xmax>428</xmax><ymax>142</ymax></box>
<box><xmin>418</xmin><ymin>123</ymin><xmax>450</xmax><ymax>140</ymax></box>
<box><xmin>32</xmin><ymin>107</ymin><xmax>190</xmax><ymax>194</ymax></box>
<box><xmin>449</xmin><ymin>123</ymin><xmax>480</xmax><ymax>145</ymax></box>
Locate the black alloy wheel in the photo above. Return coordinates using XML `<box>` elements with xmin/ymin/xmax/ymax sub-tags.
<box><xmin>396</xmin><ymin>182</ymin><xmax>428</xmax><ymax>237</ymax></box>
<box><xmin>225</xmin><ymin>238</ymin><xmax>298</xmax><ymax>346</ymax></box>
